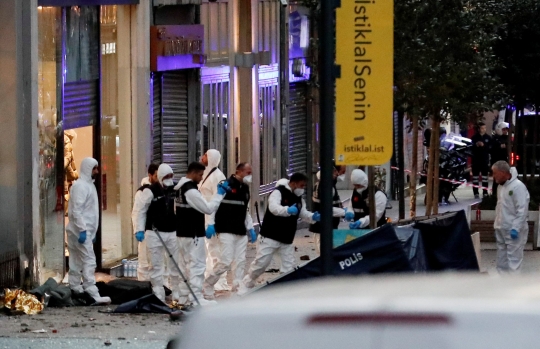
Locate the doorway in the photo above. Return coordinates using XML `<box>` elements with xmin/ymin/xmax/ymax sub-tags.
<box><xmin>38</xmin><ymin>4</ymin><xmax>133</xmax><ymax>276</ymax></box>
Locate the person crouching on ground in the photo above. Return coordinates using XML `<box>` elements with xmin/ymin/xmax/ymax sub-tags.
<box><xmin>348</xmin><ymin>169</ymin><xmax>388</xmax><ymax>229</ymax></box>
<box><xmin>238</xmin><ymin>173</ymin><xmax>320</xmax><ymax>294</ymax></box>
<box><xmin>309</xmin><ymin>163</ymin><xmax>347</xmax><ymax>253</ymax></box>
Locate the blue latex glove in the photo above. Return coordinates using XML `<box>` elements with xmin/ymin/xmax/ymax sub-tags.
<box><xmin>344</xmin><ymin>211</ymin><xmax>355</xmax><ymax>222</ymax></box>
<box><xmin>248</xmin><ymin>228</ymin><xmax>257</xmax><ymax>243</ymax></box>
<box><xmin>206</xmin><ymin>225</ymin><xmax>216</xmax><ymax>239</ymax></box>
<box><xmin>78</xmin><ymin>231</ymin><xmax>87</xmax><ymax>244</ymax></box>
<box><xmin>312</xmin><ymin>212</ymin><xmax>321</xmax><ymax>222</ymax></box>
<box><xmin>287</xmin><ymin>204</ymin><xmax>299</xmax><ymax>215</ymax></box>
<box><xmin>349</xmin><ymin>220</ymin><xmax>362</xmax><ymax>230</ymax></box>
<box><xmin>511</xmin><ymin>229</ymin><xmax>518</xmax><ymax>240</ymax></box>
<box><xmin>135</xmin><ymin>231</ymin><xmax>145</xmax><ymax>242</ymax></box>
<box><xmin>217</xmin><ymin>181</ymin><xmax>230</xmax><ymax>195</ymax></box>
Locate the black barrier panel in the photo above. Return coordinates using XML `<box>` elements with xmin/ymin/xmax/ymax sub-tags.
<box><xmin>266</xmin><ymin>224</ymin><xmax>414</xmax><ymax>288</ymax></box>
<box><xmin>413</xmin><ymin>210</ymin><xmax>479</xmax><ymax>271</ymax></box>
<box><xmin>395</xmin><ymin>226</ymin><xmax>428</xmax><ymax>272</ymax></box>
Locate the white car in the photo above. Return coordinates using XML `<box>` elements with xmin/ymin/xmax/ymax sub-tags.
<box><xmin>168</xmin><ymin>274</ymin><xmax>540</xmax><ymax>349</ymax></box>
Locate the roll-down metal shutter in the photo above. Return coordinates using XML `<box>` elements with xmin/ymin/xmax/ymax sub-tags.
<box><xmin>151</xmin><ymin>73</ymin><xmax>162</xmax><ymax>165</ymax></box>
<box><xmin>288</xmin><ymin>82</ymin><xmax>308</xmax><ymax>174</ymax></box>
<box><xmin>63</xmin><ymin>80</ymin><xmax>99</xmax><ymax>129</ymax></box>
<box><xmin>161</xmin><ymin>71</ymin><xmax>189</xmax><ymax>178</ymax></box>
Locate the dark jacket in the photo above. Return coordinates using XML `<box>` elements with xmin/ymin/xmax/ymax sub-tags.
<box><xmin>471</xmin><ymin>133</ymin><xmax>492</xmax><ymax>165</ymax></box>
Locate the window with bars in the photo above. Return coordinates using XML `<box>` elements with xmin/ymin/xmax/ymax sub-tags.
<box><xmin>201</xmin><ymin>79</ymin><xmax>230</xmax><ymax>175</ymax></box>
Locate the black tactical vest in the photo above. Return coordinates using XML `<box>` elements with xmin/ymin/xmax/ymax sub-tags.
<box><xmin>146</xmin><ymin>183</ymin><xmax>176</xmax><ymax>233</ymax></box>
<box><xmin>351</xmin><ymin>186</ymin><xmax>387</xmax><ymax>227</ymax></box>
<box><xmin>175</xmin><ymin>181</ymin><xmax>206</xmax><ymax>238</ymax></box>
<box><xmin>260</xmin><ymin>186</ymin><xmax>302</xmax><ymax>244</ymax></box>
<box><xmin>309</xmin><ymin>180</ymin><xmax>342</xmax><ymax>233</ymax></box>
<box><xmin>215</xmin><ymin>175</ymin><xmax>251</xmax><ymax>235</ymax></box>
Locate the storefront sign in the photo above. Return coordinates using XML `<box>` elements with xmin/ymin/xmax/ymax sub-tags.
<box><xmin>38</xmin><ymin>0</ymin><xmax>139</xmax><ymax>5</ymax></box>
<box><xmin>334</xmin><ymin>0</ymin><xmax>393</xmax><ymax>165</ymax></box>
<box><xmin>150</xmin><ymin>25</ymin><xmax>205</xmax><ymax>71</ymax></box>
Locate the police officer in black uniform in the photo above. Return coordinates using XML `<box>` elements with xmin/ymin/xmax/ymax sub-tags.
<box><xmin>471</xmin><ymin>122</ymin><xmax>492</xmax><ymax>198</ymax></box>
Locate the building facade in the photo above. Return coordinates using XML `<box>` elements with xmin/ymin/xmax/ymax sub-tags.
<box><xmin>0</xmin><ymin>0</ymin><xmax>315</xmax><ymax>286</ymax></box>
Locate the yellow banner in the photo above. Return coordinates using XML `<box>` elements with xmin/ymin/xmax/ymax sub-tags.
<box><xmin>335</xmin><ymin>0</ymin><xmax>394</xmax><ymax>165</ymax></box>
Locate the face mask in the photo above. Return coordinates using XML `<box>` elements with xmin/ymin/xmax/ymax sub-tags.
<box><xmin>294</xmin><ymin>188</ymin><xmax>304</xmax><ymax>197</ymax></box>
<box><xmin>338</xmin><ymin>174</ymin><xmax>346</xmax><ymax>182</ymax></box>
<box><xmin>356</xmin><ymin>187</ymin><xmax>366</xmax><ymax>194</ymax></box>
<box><xmin>163</xmin><ymin>178</ymin><xmax>174</xmax><ymax>187</ymax></box>
<box><xmin>243</xmin><ymin>175</ymin><xmax>252</xmax><ymax>184</ymax></box>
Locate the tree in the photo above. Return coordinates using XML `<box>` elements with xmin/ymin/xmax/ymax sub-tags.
<box><xmin>395</xmin><ymin>0</ymin><xmax>505</xmax><ymax>216</ymax></box>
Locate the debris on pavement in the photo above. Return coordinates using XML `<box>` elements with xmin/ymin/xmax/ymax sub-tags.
<box><xmin>300</xmin><ymin>255</ymin><xmax>310</xmax><ymax>261</ymax></box>
<box><xmin>265</xmin><ymin>268</ymin><xmax>280</xmax><ymax>273</ymax></box>
<box><xmin>104</xmin><ymin>340</ymin><xmax>112</xmax><ymax>346</ymax></box>
<box><xmin>170</xmin><ymin>311</ymin><xmax>183</xmax><ymax>321</ymax></box>
<box><xmin>31</xmin><ymin>329</ymin><xmax>47</xmax><ymax>333</ymax></box>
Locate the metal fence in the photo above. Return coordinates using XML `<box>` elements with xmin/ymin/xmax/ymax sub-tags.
<box><xmin>0</xmin><ymin>250</ymin><xmax>21</xmax><ymax>289</ymax></box>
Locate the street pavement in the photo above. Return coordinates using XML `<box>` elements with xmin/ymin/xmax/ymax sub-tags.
<box><xmin>2</xmin><ymin>183</ymin><xmax>540</xmax><ymax>347</ymax></box>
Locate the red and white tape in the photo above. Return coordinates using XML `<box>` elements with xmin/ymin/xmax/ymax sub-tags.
<box><xmin>390</xmin><ymin>166</ymin><xmax>491</xmax><ymax>191</ymax></box>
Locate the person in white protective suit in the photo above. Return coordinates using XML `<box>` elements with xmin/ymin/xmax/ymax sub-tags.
<box><xmin>492</xmin><ymin>161</ymin><xmax>530</xmax><ymax>273</ymax></box>
<box><xmin>133</xmin><ymin>164</ymin><xmax>185</xmax><ymax>303</ymax></box>
<box><xmin>175</xmin><ymin>162</ymin><xmax>229</xmax><ymax>305</ymax></box>
<box><xmin>199</xmin><ymin>149</ymin><xmax>230</xmax><ymax>291</ymax></box>
<box><xmin>238</xmin><ymin>173</ymin><xmax>320</xmax><ymax>295</ymax></box>
<box><xmin>203</xmin><ymin>162</ymin><xmax>255</xmax><ymax>299</ymax></box>
<box><xmin>131</xmin><ymin>163</ymin><xmax>159</xmax><ymax>282</ymax></box>
<box><xmin>310</xmin><ymin>167</ymin><xmax>348</xmax><ymax>253</ymax></box>
<box><xmin>66</xmin><ymin>157</ymin><xmax>110</xmax><ymax>304</ymax></box>
<box><xmin>347</xmin><ymin>169</ymin><xmax>388</xmax><ymax>229</ymax></box>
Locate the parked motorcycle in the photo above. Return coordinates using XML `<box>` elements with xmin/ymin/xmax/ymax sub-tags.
<box><xmin>420</xmin><ymin>132</ymin><xmax>473</xmax><ymax>205</ymax></box>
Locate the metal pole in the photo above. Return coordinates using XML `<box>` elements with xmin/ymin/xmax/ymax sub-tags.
<box><xmin>154</xmin><ymin>229</ymin><xmax>200</xmax><ymax>306</ymax></box>
<box><xmin>368</xmin><ymin>166</ymin><xmax>376</xmax><ymax>229</ymax></box>
<box><xmin>397</xmin><ymin>111</ymin><xmax>405</xmax><ymax>219</ymax></box>
<box><xmin>319</xmin><ymin>0</ymin><xmax>336</xmax><ymax>276</ymax></box>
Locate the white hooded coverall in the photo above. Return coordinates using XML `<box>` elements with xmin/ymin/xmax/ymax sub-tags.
<box><xmin>203</xmin><ymin>177</ymin><xmax>254</xmax><ymax>296</ymax></box>
<box><xmin>198</xmin><ymin>149</ymin><xmax>229</xmax><ymax>290</ymax></box>
<box><xmin>348</xmin><ymin>169</ymin><xmax>387</xmax><ymax>228</ymax></box>
<box><xmin>175</xmin><ymin>177</ymin><xmax>225</xmax><ymax>302</ymax></box>
<box><xmin>242</xmin><ymin>179</ymin><xmax>314</xmax><ymax>289</ymax></box>
<box><xmin>132</xmin><ymin>177</ymin><xmax>152</xmax><ymax>282</ymax></box>
<box><xmin>494</xmin><ymin>167</ymin><xmax>530</xmax><ymax>273</ymax></box>
<box><xmin>133</xmin><ymin>164</ymin><xmax>186</xmax><ymax>302</ymax></box>
<box><xmin>66</xmin><ymin>157</ymin><xmax>102</xmax><ymax>300</ymax></box>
